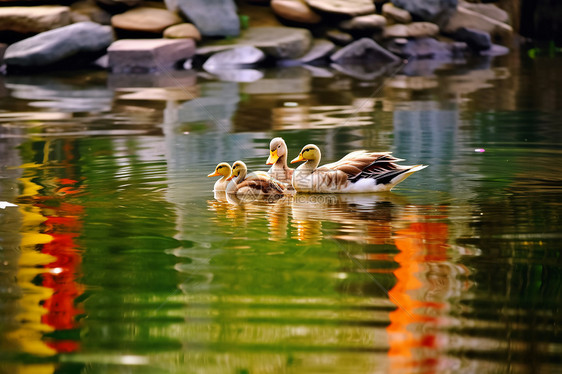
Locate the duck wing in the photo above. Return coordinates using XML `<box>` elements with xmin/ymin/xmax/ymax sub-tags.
<box><xmin>239</xmin><ymin>172</ymin><xmax>286</xmax><ymax>194</ymax></box>
<box><xmin>321</xmin><ymin>152</ymin><xmax>407</xmax><ymax>183</ymax></box>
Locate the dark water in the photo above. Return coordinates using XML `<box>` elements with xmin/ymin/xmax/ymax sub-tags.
<box><xmin>1</xmin><ymin>52</ymin><xmax>561</xmax><ymax>373</ymax></box>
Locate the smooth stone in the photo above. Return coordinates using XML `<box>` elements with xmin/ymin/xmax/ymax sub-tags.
<box><xmin>271</xmin><ymin>0</ymin><xmax>322</xmax><ymax>24</ymax></box>
<box><xmin>71</xmin><ymin>0</ymin><xmax>112</xmax><ymax>25</ymax></box>
<box><xmin>107</xmin><ymin>38</ymin><xmax>195</xmax><ymax>73</ymax></box>
<box><xmin>278</xmin><ymin>38</ymin><xmax>335</xmax><ymax>65</ymax></box>
<box><xmin>384</xmin><ymin>22</ymin><xmax>439</xmax><ymax>38</ymax></box>
<box><xmin>203</xmin><ymin>46</ymin><xmax>266</xmax><ymax>72</ymax></box>
<box><xmin>0</xmin><ymin>6</ymin><xmax>72</xmax><ymax>33</ymax></box>
<box><xmin>330</xmin><ymin>38</ymin><xmax>401</xmax><ymax>64</ymax></box>
<box><xmin>176</xmin><ymin>0</ymin><xmax>240</xmax><ymax>37</ymax></box>
<box><xmin>391</xmin><ymin>0</ymin><xmax>457</xmax><ymax>22</ymax></box>
<box><xmin>382</xmin><ymin>3</ymin><xmax>412</xmax><ymax>24</ymax></box>
<box><xmin>111</xmin><ymin>7</ymin><xmax>182</xmax><ymax>33</ymax></box>
<box><xmin>458</xmin><ymin>0</ymin><xmax>509</xmax><ymax>24</ymax></box>
<box><xmin>326</xmin><ymin>29</ymin><xmax>354</xmax><ymax>46</ymax></box>
<box><xmin>4</xmin><ymin>22</ymin><xmax>113</xmax><ymax>67</ymax></box>
<box><xmin>443</xmin><ymin>6</ymin><xmax>513</xmax><ymax>40</ymax></box>
<box><xmin>305</xmin><ymin>0</ymin><xmax>375</xmax><ymax>17</ymax></box>
<box><xmin>452</xmin><ymin>27</ymin><xmax>491</xmax><ymax>51</ymax></box>
<box><xmin>339</xmin><ymin>14</ymin><xmax>386</xmax><ymax>31</ymax></box>
<box><xmin>164</xmin><ymin>23</ymin><xmax>201</xmax><ymax>41</ymax></box>
<box><xmin>198</xmin><ymin>26</ymin><xmax>313</xmax><ymax>59</ymax></box>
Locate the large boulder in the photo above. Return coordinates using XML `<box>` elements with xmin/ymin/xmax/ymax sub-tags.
<box><xmin>305</xmin><ymin>0</ymin><xmax>375</xmax><ymax>17</ymax></box>
<box><xmin>271</xmin><ymin>0</ymin><xmax>322</xmax><ymax>24</ymax></box>
<box><xmin>0</xmin><ymin>6</ymin><xmax>72</xmax><ymax>33</ymax></box>
<box><xmin>391</xmin><ymin>0</ymin><xmax>457</xmax><ymax>22</ymax></box>
<box><xmin>111</xmin><ymin>7</ymin><xmax>183</xmax><ymax>34</ymax></box>
<box><xmin>4</xmin><ymin>22</ymin><xmax>114</xmax><ymax>67</ymax></box>
<box><xmin>107</xmin><ymin>38</ymin><xmax>195</xmax><ymax>73</ymax></box>
<box><xmin>176</xmin><ymin>0</ymin><xmax>240</xmax><ymax>37</ymax></box>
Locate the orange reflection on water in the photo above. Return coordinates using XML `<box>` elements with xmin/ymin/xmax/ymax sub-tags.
<box><xmin>387</xmin><ymin>218</ymin><xmax>452</xmax><ymax>372</ymax></box>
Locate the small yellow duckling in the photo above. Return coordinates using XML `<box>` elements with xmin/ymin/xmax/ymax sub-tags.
<box><xmin>207</xmin><ymin>162</ymin><xmax>232</xmax><ymax>192</ymax></box>
<box><xmin>227</xmin><ymin>160</ymin><xmax>286</xmax><ymax>197</ymax></box>
<box><xmin>266</xmin><ymin>137</ymin><xmax>293</xmax><ymax>186</ymax></box>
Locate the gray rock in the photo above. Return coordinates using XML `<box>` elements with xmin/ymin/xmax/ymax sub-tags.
<box><xmin>107</xmin><ymin>38</ymin><xmax>195</xmax><ymax>73</ymax></box>
<box><xmin>382</xmin><ymin>3</ymin><xmax>412</xmax><ymax>24</ymax></box>
<box><xmin>305</xmin><ymin>0</ymin><xmax>375</xmax><ymax>17</ymax></box>
<box><xmin>203</xmin><ymin>46</ymin><xmax>266</xmax><ymax>72</ymax></box>
<box><xmin>326</xmin><ymin>29</ymin><xmax>354</xmax><ymax>46</ymax></box>
<box><xmin>384</xmin><ymin>22</ymin><xmax>439</xmax><ymax>38</ymax></box>
<box><xmin>279</xmin><ymin>39</ymin><xmax>335</xmax><ymax>65</ymax></box>
<box><xmin>443</xmin><ymin>6</ymin><xmax>513</xmax><ymax>41</ymax></box>
<box><xmin>479</xmin><ymin>44</ymin><xmax>509</xmax><ymax>56</ymax></box>
<box><xmin>176</xmin><ymin>0</ymin><xmax>240</xmax><ymax>37</ymax></box>
<box><xmin>452</xmin><ymin>27</ymin><xmax>491</xmax><ymax>51</ymax></box>
<box><xmin>197</xmin><ymin>26</ymin><xmax>313</xmax><ymax>60</ymax></box>
<box><xmin>391</xmin><ymin>0</ymin><xmax>457</xmax><ymax>22</ymax></box>
<box><xmin>209</xmin><ymin>69</ymin><xmax>264</xmax><ymax>82</ymax></box>
<box><xmin>331</xmin><ymin>62</ymin><xmax>389</xmax><ymax>80</ymax></box>
<box><xmin>4</xmin><ymin>22</ymin><xmax>114</xmax><ymax>67</ymax></box>
<box><xmin>330</xmin><ymin>38</ymin><xmax>401</xmax><ymax>64</ymax></box>
<box><xmin>459</xmin><ymin>0</ymin><xmax>509</xmax><ymax>24</ymax></box>
<box><xmin>339</xmin><ymin>14</ymin><xmax>386</xmax><ymax>31</ymax></box>
<box><xmin>0</xmin><ymin>6</ymin><xmax>72</xmax><ymax>33</ymax></box>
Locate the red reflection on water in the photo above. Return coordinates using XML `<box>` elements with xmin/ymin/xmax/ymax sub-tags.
<box><xmin>386</xmin><ymin>217</ymin><xmax>450</xmax><ymax>372</ymax></box>
<box><xmin>35</xmin><ymin>178</ymin><xmax>85</xmax><ymax>353</ymax></box>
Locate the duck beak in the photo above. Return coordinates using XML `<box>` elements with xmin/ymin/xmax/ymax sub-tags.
<box><xmin>207</xmin><ymin>171</ymin><xmax>220</xmax><ymax>177</ymax></box>
<box><xmin>290</xmin><ymin>153</ymin><xmax>305</xmax><ymax>164</ymax></box>
<box><xmin>266</xmin><ymin>149</ymin><xmax>279</xmax><ymax>165</ymax></box>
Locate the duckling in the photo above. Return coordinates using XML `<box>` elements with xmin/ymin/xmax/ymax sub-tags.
<box><xmin>227</xmin><ymin>160</ymin><xmax>286</xmax><ymax>197</ymax></box>
<box><xmin>266</xmin><ymin>137</ymin><xmax>293</xmax><ymax>186</ymax></box>
<box><xmin>291</xmin><ymin>144</ymin><xmax>426</xmax><ymax>193</ymax></box>
<box><xmin>207</xmin><ymin>162</ymin><xmax>232</xmax><ymax>192</ymax></box>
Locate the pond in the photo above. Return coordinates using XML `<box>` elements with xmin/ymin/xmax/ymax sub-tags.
<box><xmin>1</xmin><ymin>52</ymin><xmax>561</xmax><ymax>373</ymax></box>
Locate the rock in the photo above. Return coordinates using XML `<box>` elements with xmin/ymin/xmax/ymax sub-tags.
<box><xmin>384</xmin><ymin>37</ymin><xmax>466</xmax><ymax>60</ymax></box>
<box><xmin>384</xmin><ymin>22</ymin><xmax>439</xmax><ymax>38</ymax></box>
<box><xmin>382</xmin><ymin>3</ymin><xmax>412</xmax><ymax>24</ymax></box>
<box><xmin>164</xmin><ymin>23</ymin><xmax>201</xmax><ymax>40</ymax></box>
<box><xmin>4</xmin><ymin>22</ymin><xmax>114</xmax><ymax>67</ymax></box>
<box><xmin>330</xmin><ymin>38</ymin><xmax>401</xmax><ymax>64</ymax></box>
<box><xmin>176</xmin><ymin>0</ymin><xmax>240</xmax><ymax>37</ymax></box>
<box><xmin>458</xmin><ymin>0</ymin><xmax>509</xmax><ymax>24</ymax></box>
<box><xmin>71</xmin><ymin>0</ymin><xmax>112</xmax><ymax>25</ymax></box>
<box><xmin>326</xmin><ymin>29</ymin><xmax>354</xmax><ymax>46</ymax></box>
<box><xmin>107</xmin><ymin>38</ymin><xmax>196</xmax><ymax>73</ymax></box>
<box><xmin>391</xmin><ymin>0</ymin><xmax>457</xmax><ymax>22</ymax></box>
<box><xmin>451</xmin><ymin>27</ymin><xmax>491</xmax><ymax>51</ymax></box>
<box><xmin>339</xmin><ymin>14</ymin><xmax>386</xmax><ymax>31</ymax></box>
<box><xmin>111</xmin><ymin>7</ymin><xmax>182</xmax><ymax>34</ymax></box>
<box><xmin>198</xmin><ymin>26</ymin><xmax>312</xmax><ymax>59</ymax></box>
<box><xmin>243</xmin><ymin>67</ymin><xmax>311</xmax><ymax>94</ymax></box>
<box><xmin>331</xmin><ymin>62</ymin><xmax>390</xmax><ymax>80</ymax></box>
<box><xmin>279</xmin><ymin>38</ymin><xmax>335</xmax><ymax>65</ymax></box>
<box><xmin>271</xmin><ymin>0</ymin><xmax>322</xmax><ymax>24</ymax></box>
<box><xmin>305</xmin><ymin>0</ymin><xmax>375</xmax><ymax>17</ymax></box>
<box><xmin>0</xmin><ymin>6</ymin><xmax>72</xmax><ymax>33</ymax></box>
<box><xmin>203</xmin><ymin>46</ymin><xmax>265</xmax><ymax>72</ymax></box>
<box><xmin>443</xmin><ymin>6</ymin><xmax>513</xmax><ymax>41</ymax></box>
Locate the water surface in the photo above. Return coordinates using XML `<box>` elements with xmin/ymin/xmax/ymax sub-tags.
<box><xmin>1</xmin><ymin>53</ymin><xmax>561</xmax><ymax>373</ymax></box>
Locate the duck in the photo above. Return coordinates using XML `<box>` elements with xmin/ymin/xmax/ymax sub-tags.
<box><xmin>290</xmin><ymin>144</ymin><xmax>427</xmax><ymax>193</ymax></box>
<box><xmin>227</xmin><ymin>160</ymin><xmax>286</xmax><ymax>197</ymax></box>
<box><xmin>266</xmin><ymin>137</ymin><xmax>293</xmax><ymax>186</ymax></box>
<box><xmin>207</xmin><ymin>162</ymin><xmax>232</xmax><ymax>192</ymax></box>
